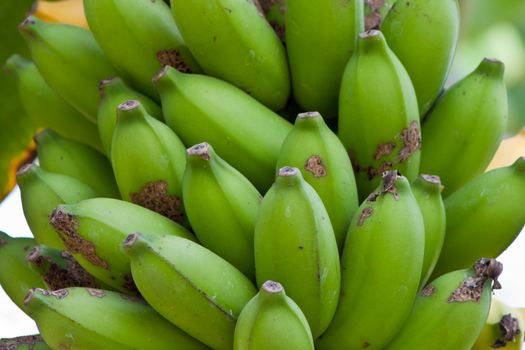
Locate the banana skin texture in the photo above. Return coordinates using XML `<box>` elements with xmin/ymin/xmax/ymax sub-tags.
<box><xmin>276</xmin><ymin>112</ymin><xmax>359</xmax><ymax>250</ymax></box>
<box><xmin>430</xmin><ymin>157</ymin><xmax>525</xmax><ymax>280</ymax></box>
<box><xmin>154</xmin><ymin>65</ymin><xmax>292</xmax><ymax>191</ymax></box>
<box><xmin>24</xmin><ymin>287</ymin><xmax>209</xmax><ymax>350</ymax></box>
<box><xmin>34</xmin><ymin>129</ymin><xmax>120</xmax><ymax>199</ymax></box>
<box><xmin>385</xmin><ymin>258</ymin><xmax>503</xmax><ymax>350</ymax></box>
<box><xmin>286</xmin><ymin>0</ymin><xmax>364</xmax><ymax>118</ymax></box>
<box><xmin>19</xmin><ymin>16</ymin><xmax>117</xmax><ymax>122</ymax></box>
<box><xmin>17</xmin><ymin>164</ymin><xmax>97</xmax><ymax>250</ymax></box>
<box><xmin>254</xmin><ymin>167</ymin><xmax>340</xmax><ymax>338</ymax></box>
<box><xmin>420</xmin><ymin>58</ymin><xmax>508</xmax><ymax>196</ymax></box>
<box><xmin>84</xmin><ymin>0</ymin><xmax>200</xmax><ymax>99</ymax></box>
<box><xmin>111</xmin><ymin>100</ymin><xmax>187</xmax><ymax>224</ymax></box>
<box><xmin>472</xmin><ymin>298</ymin><xmax>524</xmax><ymax>350</ymax></box>
<box><xmin>0</xmin><ymin>232</ymin><xmax>46</xmax><ymax>315</ymax></box>
<box><xmin>381</xmin><ymin>0</ymin><xmax>460</xmax><ymax>116</ymax></box>
<box><xmin>183</xmin><ymin>142</ymin><xmax>261</xmax><ymax>280</ymax></box>
<box><xmin>338</xmin><ymin>30</ymin><xmax>421</xmax><ymax>200</ymax></box>
<box><xmin>411</xmin><ymin>174</ymin><xmax>446</xmax><ymax>288</ymax></box>
<box><xmin>316</xmin><ymin>171</ymin><xmax>424</xmax><ymax>350</ymax></box>
<box><xmin>0</xmin><ymin>335</ymin><xmax>51</xmax><ymax>350</ymax></box>
<box><xmin>48</xmin><ymin>198</ymin><xmax>195</xmax><ymax>293</ymax></box>
<box><xmin>98</xmin><ymin>77</ymin><xmax>162</xmax><ymax>157</ymax></box>
<box><xmin>233</xmin><ymin>280</ymin><xmax>314</xmax><ymax>350</ymax></box>
<box><xmin>170</xmin><ymin>0</ymin><xmax>290</xmax><ymax>110</ymax></box>
<box><xmin>4</xmin><ymin>55</ymin><xmax>103</xmax><ymax>152</ymax></box>
<box><xmin>124</xmin><ymin>233</ymin><xmax>257</xmax><ymax>350</ymax></box>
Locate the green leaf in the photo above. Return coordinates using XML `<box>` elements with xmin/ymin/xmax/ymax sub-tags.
<box><xmin>0</xmin><ymin>0</ymin><xmax>39</xmax><ymax>201</ymax></box>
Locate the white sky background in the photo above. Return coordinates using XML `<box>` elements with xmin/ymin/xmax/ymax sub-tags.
<box><xmin>1</xmin><ymin>185</ymin><xmax>525</xmax><ymax>338</ymax></box>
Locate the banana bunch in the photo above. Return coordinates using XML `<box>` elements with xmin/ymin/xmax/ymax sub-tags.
<box><xmin>0</xmin><ymin>0</ymin><xmax>524</xmax><ymax>349</ymax></box>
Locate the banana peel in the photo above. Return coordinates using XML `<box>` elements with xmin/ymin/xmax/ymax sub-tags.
<box><xmin>33</xmin><ymin>0</ymin><xmax>88</xmax><ymax>29</ymax></box>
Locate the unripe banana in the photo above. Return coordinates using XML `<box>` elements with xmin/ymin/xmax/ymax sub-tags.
<box><xmin>34</xmin><ymin>129</ymin><xmax>120</xmax><ymax>199</ymax></box>
<box><xmin>154</xmin><ymin>66</ymin><xmax>292</xmax><ymax>191</ymax></box>
<box><xmin>98</xmin><ymin>77</ymin><xmax>162</xmax><ymax>157</ymax></box>
<box><xmin>17</xmin><ymin>164</ymin><xmax>97</xmax><ymax>249</ymax></box>
<box><xmin>255</xmin><ymin>166</ymin><xmax>340</xmax><ymax>338</ymax></box>
<box><xmin>286</xmin><ymin>0</ymin><xmax>364</xmax><ymax>118</ymax></box>
<box><xmin>4</xmin><ymin>54</ymin><xmax>103</xmax><ymax>152</ymax></box>
<box><xmin>431</xmin><ymin>157</ymin><xmax>525</xmax><ymax>280</ymax></box>
<box><xmin>24</xmin><ymin>287</ymin><xmax>209</xmax><ymax>349</ymax></box>
<box><xmin>48</xmin><ymin>198</ymin><xmax>195</xmax><ymax>293</ymax></box>
<box><xmin>170</xmin><ymin>0</ymin><xmax>290</xmax><ymax>110</ymax></box>
<box><xmin>276</xmin><ymin>112</ymin><xmax>359</xmax><ymax>250</ymax></box>
<box><xmin>472</xmin><ymin>298</ymin><xmax>523</xmax><ymax>350</ymax></box>
<box><xmin>233</xmin><ymin>280</ymin><xmax>314</xmax><ymax>350</ymax></box>
<box><xmin>0</xmin><ymin>335</ymin><xmax>51</xmax><ymax>350</ymax></box>
<box><xmin>258</xmin><ymin>0</ymin><xmax>286</xmax><ymax>42</ymax></box>
<box><xmin>26</xmin><ymin>244</ymin><xmax>106</xmax><ymax>291</ymax></box>
<box><xmin>420</xmin><ymin>58</ymin><xmax>508</xmax><ymax>196</ymax></box>
<box><xmin>183</xmin><ymin>142</ymin><xmax>261</xmax><ymax>279</ymax></box>
<box><xmin>0</xmin><ymin>232</ymin><xmax>46</xmax><ymax>315</ymax></box>
<box><xmin>385</xmin><ymin>258</ymin><xmax>503</xmax><ymax>350</ymax></box>
<box><xmin>412</xmin><ymin>174</ymin><xmax>446</xmax><ymax>288</ymax></box>
<box><xmin>381</xmin><ymin>0</ymin><xmax>460</xmax><ymax>115</ymax></box>
<box><xmin>124</xmin><ymin>233</ymin><xmax>257</xmax><ymax>350</ymax></box>
<box><xmin>338</xmin><ymin>30</ymin><xmax>420</xmax><ymax>200</ymax></box>
<box><xmin>18</xmin><ymin>16</ymin><xmax>117</xmax><ymax>121</ymax></box>
<box><xmin>84</xmin><ymin>0</ymin><xmax>200</xmax><ymax>99</ymax></box>
<box><xmin>111</xmin><ymin>100</ymin><xmax>187</xmax><ymax>224</ymax></box>
<box><xmin>316</xmin><ymin>171</ymin><xmax>424</xmax><ymax>350</ymax></box>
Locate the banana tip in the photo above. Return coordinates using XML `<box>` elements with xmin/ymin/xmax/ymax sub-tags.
<box><xmin>118</xmin><ymin>100</ymin><xmax>141</xmax><ymax>111</ymax></box>
<box><xmin>360</xmin><ymin>29</ymin><xmax>381</xmax><ymax>39</ymax></box>
<box><xmin>278</xmin><ymin>166</ymin><xmax>299</xmax><ymax>177</ymax></box>
<box><xmin>18</xmin><ymin>16</ymin><xmax>36</xmax><ymax>35</ymax></box>
<box><xmin>297</xmin><ymin>111</ymin><xmax>321</xmax><ymax>119</ymax></box>
<box><xmin>124</xmin><ymin>233</ymin><xmax>140</xmax><ymax>250</ymax></box>
<box><xmin>98</xmin><ymin>76</ymin><xmax>118</xmax><ymax>98</ymax></box>
<box><xmin>23</xmin><ymin>288</ymin><xmax>39</xmax><ymax>305</ymax></box>
<box><xmin>16</xmin><ymin>163</ymin><xmax>34</xmax><ymax>178</ymax></box>
<box><xmin>152</xmin><ymin>66</ymin><xmax>170</xmax><ymax>85</ymax></box>
<box><xmin>262</xmin><ymin>280</ymin><xmax>283</xmax><ymax>294</ymax></box>
<box><xmin>187</xmin><ymin>142</ymin><xmax>211</xmax><ymax>160</ymax></box>
<box><xmin>26</xmin><ymin>246</ymin><xmax>42</xmax><ymax>264</ymax></box>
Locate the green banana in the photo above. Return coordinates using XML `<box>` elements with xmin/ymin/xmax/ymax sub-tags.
<box><xmin>0</xmin><ymin>232</ymin><xmax>46</xmax><ymax>315</ymax></box>
<box><xmin>385</xmin><ymin>258</ymin><xmax>503</xmax><ymax>350</ymax></box>
<box><xmin>254</xmin><ymin>166</ymin><xmax>340</xmax><ymax>338</ymax></box>
<box><xmin>124</xmin><ymin>233</ymin><xmax>257</xmax><ymax>350</ymax></box>
<box><xmin>18</xmin><ymin>16</ymin><xmax>117</xmax><ymax>121</ymax></box>
<box><xmin>412</xmin><ymin>174</ymin><xmax>446</xmax><ymax>288</ymax></box>
<box><xmin>98</xmin><ymin>77</ymin><xmax>162</xmax><ymax>157</ymax></box>
<box><xmin>0</xmin><ymin>335</ymin><xmax>51</xmax><ymax>350</ymax></box>
<box><xmin>430</xmin><ymin>157</ymin><xmax>525</xmax><ymax>280</ymax></box>
<box><xmin>154</xmin><ymin>66</ymin><xmax>292</xmax><ymax>191</ymax></box>
<box><xmin>338</xmin><ymin>30</ymin><xmax>420</xmax><ymax>200</ymax></box>
<box><xmin>34</xmin><ymin>129</ymin><xmax>120</xmax><ymax>199</ymax></box>
<box><xmin>316</xmin><ymin>171</ymin><xmax>424</xmax><ymax>350</ymax></box>
<box><xmin>420</xmin><ymin>58</ymin><xmax>508</xmax><ymax>196</ymax></box>
<box><xmin>170</xmin><ymin>0</ymin><xmax>290</xmax><ymax>110</ymax></box>
<box><xmin>24</xmin><ymin>287</ymin><xmax>209</xmax><ymax>349</ymax></box>
<box><xmin>84</xmin><ymin>0</ymin><xmax>200</xmax><ymax>99</ymax></box>
<box><xmin>258</xmin><ymin>0</ymin><xmax>286</xmax><ymax>42</ymax></box>
<box><xmin>233</xmin><ymin>280</ymin><xmax>314</xmax><ymax>350</ymax></box>
<box><xmin>381</xmin><ymin>0</ymin><xmax>460</xmax><ymax>115</ymax></box>
<box><xmin>4</xmin><ymin>54</ymin><xmax>103</xmax><ymax>152</ymax></box>
<box><xmin>48</xmin><ymin>198</ymin><xmax>195</xmax><ymax>293</ymax></box>
<box><xmin>285</xmin><ymin>0</ymin><xmax>364</xmax><ymax>118</ymax></box>
<box><xmin>182</xmin><ymin>142</ymin><xmax>262</xmax><ymax>279</ymax></box>
<box><xmin>276</xmin><ymin>111</ymin><xmax>359</xmax><ymax>250</ymax></box>
<box><xmin>26</xmin><ymin>244</ymin><xmax>105</xmax><ymax>290</ymax></box>
<box><xmin>473</xmin><ymin>298</ymin><xmax>524</xmax><ymax>350</ymax></box>
<box><xmin>17</xmin><ymin>164</ymin><xmax>97</xmax><ymax>249</ymax></box>
<box><xmin>111</xmin><ymin>100</ymin><xmax>187</xmax><ymax>224</ymax></box>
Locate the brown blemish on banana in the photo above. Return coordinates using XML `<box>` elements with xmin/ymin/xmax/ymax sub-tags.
<box><xmin>366</xmin><ymin>192</ymin><xmax>379</xmax><ymax>202</ymax></box>
<box><xmin>98</xmin><ymin>76</ymin><xmax>118</xmax><ymax>99</ymax></box>
<box><xmin>420</xmin><ymin>285</ymin><xmax>436</xmax><ymax>297</ymax></box>
<box><xmin>87</xmin><ymin>288</ymin><xmax>106</xmax><ymax>298</ymax></box>
<box><xmin>348</xmin><ymin>149</ymin><xmax>360</xmax><ymax>173</ymax></box>
<box><xmin>27</xmin><ymin>248</ymin><xmax>100</xmax><ymax>290</ymax></box>
<box><xmin>357</xmin><ymin>207</ymin><xmax>373</xmax><ymax>226</ymax></box>
<box><xmin>50</xmin><ymin>209</ymin><xmax>110</xmax><ymax>270</ymax></box>
<box><xmin>156</xmin><ymin>49</ymin><xmax>191</xmax><ymax>73</ymax></box>
<box><xmin>448</xmin><ymin>258</ymin><xmax>503</xmax><ymax>303</ymax></box>
<box><xmin>120</xmin><ymin>293</ymin><xmax>147</xmax><ymax>304</ymax></box>
<box><xmin>362</xmin><ymin>341</ymin><xmax>371</xmax><ymax>348</ymax></box>
<box><xmin>305</xmin><ymin>155</ymin><xmax>327</xmax><ymax>177</ymax></box>
<box><xmin>187</xmin><ymin>142</ymin><xmax>211</xmax><ymax>161</ymax></box>
<box><xmin>381</xmin><ymin>170</ymin><xmax>399</xmax><ymax>200</ymax></box>
<box><xmin>398</xmin><ymin>121</ymin><xmax>421</xmax><ymax>162</ymax></box>
<box><xmin>374</xmin><ymin>142</ymin><xmax>396</xmax><ymax>160</ymax></box>
<box><xmin>492</xmin><ymin>314</ymin><xmax>521</xmax><ymax>348</ymax></box>
<box><xmin>365</xmin><ymin>0</ymin><xmax>386</xmax><ymax>30</ymax></box>
<box><xmin>130</xmin><ymin>181</ymin><xmax>185</xmax><ymax>225</ymax></box>
<box><xmin>366</xmin><ymin>162</ymin><xmax>393</xmax><ymax>180</ymax></box>
<box><xmin>0</xmin><ymin>334</ymin><xmax>44</xmax><ymax>349</ymax></box>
